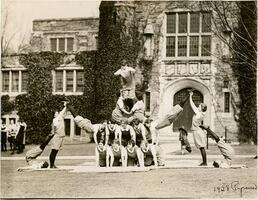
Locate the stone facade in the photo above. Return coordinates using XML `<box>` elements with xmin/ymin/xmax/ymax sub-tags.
<box><xmin>114</xmin><ymin>1</ymin><xmax>240</xmax><ymax>141</ymax></box>
<box><xmin>1</xmin><ymin>1</ymin><xmax>241</xmax><ymax>142</ymax></box>
<box><xmin>30</xmin><ymin>17</ymin><xmax>99</xmax><ymax>52</ymax></box>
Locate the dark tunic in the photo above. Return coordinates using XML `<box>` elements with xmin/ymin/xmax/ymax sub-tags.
<box><xmin>121</xmin><ymin>128</ymin><xmax>131</xmax><ymax>147</ymax></box>
<box><xmin>96</xmin><ymin>127</ymin><xmax>106</xmax><ymax>144</ymax></box>
<box><xmin>98</xmin><ymin>147</ymin><xmax>107</xmax><ymax>167</ymax></box>
<box><xmin>141</xmin><ymin>148</ymin><xmax>154</xmax><ymax>166</ymax></box>
<box><xmin>112</xmin><ymin>147</ymin><xmax>122</xmax><ymax>166</ymax></box>
<box><xmin>108</xmin><ymin>127</ymin><xmax>116</xmax><ymax>145</ymax></box>
<box><xmin>126</xmin><ymin>147</ymin><xmax>138</xmax><ymax>166</ymax></box>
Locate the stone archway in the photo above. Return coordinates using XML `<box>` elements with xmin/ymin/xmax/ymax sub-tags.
<box><xmin>173</xmin><ymin>88</ymin><xmax>203</xmax><ymax>131</ymax></box>
<box><xmin>160</xmin><ymin>78</ymin><xmax>212</xmax><ymax>131</ymax></box>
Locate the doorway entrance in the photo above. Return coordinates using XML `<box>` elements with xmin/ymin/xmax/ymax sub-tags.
<box><xmin>173</xmin><ymin>88</ymin><xmax>203</xmax><ymax>131</ymax></box>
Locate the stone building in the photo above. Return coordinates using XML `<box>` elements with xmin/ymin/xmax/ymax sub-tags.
<box><xmin>110</xmin><ymin>1</ymin><xmax>240</xmax><ymax>141</ymax></box>
<box><xmin>1</xmin><ymin>1</ymin><xmax>241</xmax><ymax>142</ymax></box>
<box><xmin>30</xmin><ymin>17</ymin><xmax>99</xmax><ymax>52</ymax></box>
<box><xmin>1</xmin><ymin>17</ymin><xmax>99</xmax><ymax>140</ymax></box>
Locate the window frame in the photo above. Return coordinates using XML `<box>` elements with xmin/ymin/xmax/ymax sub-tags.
<box><xmin>50</xmin><ymin>37</ymin><xmax>74</xmax><ymax>52</ymax></box>
<box><xmin>52</xmin><ymin>67</ymin><xmax>84</xmax><ymax>95</ymax></box>
<box><xmin>165</xmin><ymin>11</ymin><xmax>212</xmax><ymax>60</ymax></box>
<box><xmin>1</xmin><ymin>68</ymin><xmax>28</xmax><ymax>96</ymax></box>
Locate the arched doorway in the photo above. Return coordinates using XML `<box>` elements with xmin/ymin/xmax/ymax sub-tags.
<box><xmin>173</xmin><ymin>88</ymin><xmax>203</xmax><ymax>131</ymax></box>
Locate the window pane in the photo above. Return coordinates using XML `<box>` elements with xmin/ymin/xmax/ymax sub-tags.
<box><xmin>12</xmin><ymin>71</ymin><xmax>19</xmax><ymax>92</ymax></box>
<box><xmin>224</xmin><ymin>92</ymin><xmax>230</xmax><ymax>112</ymax></box>
<box><xmin>50</xmin><ymin>38</ymin><xmax>57</xmax><ymax>51</ymax></box>
<box><xmin>76</xmin><ymin>70</ymin><xmax>84</xmax><ymax>92</ymax></box>
<box><xmin>190</xmin><ymin>13</ymin><xmax>199</xmax><ymax>33</ymax></box>
<box><xmin>145</xmin><ymin>92</ymin><xmax>150</xmax><ymax>112</ymax></box>
<box><xmin>201</xmin><ymin>36</ymin><xmax>211</xmax><ymax>56</ymax></box>
<box><xmin>178</xmin><ymin>13</ymin><xmax>187</xmax><ymax>33</ymax></box>
<box><xmin>166</xmin><ymin>36</ymin><xmax>175</xmax><ymax>57</ymax></box>
<box><xmin>59</xmin><ymin>38</ymin><xmax>65</xmax><ymax>51</ymax></box>
<box><xmin>190</xmin><ymin>36</ymin><xmax>199</xmax><ymax>56</ymax></box>
<box><xmin>66</xmin><ymin>70</ymin><xmax>73</xmax><ymax>92</ymax></box>
<box><xmin>202</xmin><ymin>12</ymin><xmax>211</xmax><ymax>32</ymax></box>
<box><xmin>56</xmin><ymin>71</ymin><xmax>63</xmax><ymax>92</ymax></box>
<box><xmin>67</xmin><ymin>38</ymin><xmax>74</xmax><ymax>52</ymax></box>
<box><xmin>178</xmin><ymin>36</ymin><xmax>187</xmax><ymax>57</ymax></box>
<box><xmin>167</xmin><ymin>13</ymin><xmax>176</xmax><ymax>33</ymax></box>
<box><xmin>21</xmin><ymin>71</ymin><xmax>28</xmax><ymax>92</ymax></box>
<box><xmin>2</xmin><ymin>71</ymin><xmax>9</xmax><ymax>92</ymax></box>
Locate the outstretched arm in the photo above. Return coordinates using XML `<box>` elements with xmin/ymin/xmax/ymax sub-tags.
<box><xmin>126</xmin><ymin>66</ymin><xmax>136</xmax><ymax>73</ymax></box>
<box><xmin>93</xmin><ymin>125</ymin><xmax>99</xmax><ymax>146</ymax></box>
<box><xmin>189</xmin><ymin>92</ymin><xmax>199</xmax><ymax>114</ymax></box>
<box><xmin>59</xmin><ymin>103</ymin><xmax>67</xmax><ymax>118</ymax></box>
<box><xmin>17</xmin><ymin>165</ymin><xmax>35</xmax><ymax>172</ymax></box>
<box><xmin>114</xmin><ymin>69</ymin><xmax>121</xmax><ymax>76</ymax></box>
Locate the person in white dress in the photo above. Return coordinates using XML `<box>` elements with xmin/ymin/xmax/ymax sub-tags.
<box><xmin>189</xmin><ymin>91</ymin><xmax>208</xmax><ymax>166</ymax></box>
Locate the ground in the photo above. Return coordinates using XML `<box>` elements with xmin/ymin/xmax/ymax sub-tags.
<box><xmin>1</xmin><ymin>142</ymin><xmax>257</xmax><ymax>199</ymax></box>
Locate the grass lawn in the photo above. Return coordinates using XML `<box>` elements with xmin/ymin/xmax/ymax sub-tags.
<box><xmin>1</xmin><ymin>158</ymin><xmax>257</xmax><ymax>199</ymax></box>
<box><xmin>1</xmin><ymin>142</ymin><xmax>257</xmax><ymax>198</ymax></box>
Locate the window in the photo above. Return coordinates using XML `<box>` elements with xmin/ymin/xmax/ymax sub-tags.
<box><xmin>21</xmin><ymin>71</ymin><xmax>28</xmax><ymax>92</ymax></box>
<box><xmin>12</xmin><ymin>71</ymin><xmax>19</xmax><ymax>92</ymax></box>
<box><xmin>2</xmin><ymin>71</ymin><xmax>9</xmax><ymax>92</ymax></box>
<box><xmin>178</xmin><ymin>36</ymin><xmax>187</xmax><ymax>57</ymax></box>
<box><xmin>1</xmin><ymin>70</ymin><xmax>27</xmax><ymax>94</ymax></box>
<box><xmin>201</xmin><ymin>36</ymin><xmax>211</xmax><ymax>56</ymax></box>
<box><xmin>54</xmin><ymin>69</ymin><xmax>84</xmax><ymax>93</ymax></box>
<box><xmin>50</xmin><ymin>38</ymin><xmax>57</xmax><ymax>51</ymax></box>
<box><xmin>166</xmin><ymin>36</ymin><xmax>175</xmax><ymax>57</ymax></box>
<box><xmin>56</xmin><ymin>71</ymin><xmax>63</xmax><ymax>92</ymax></box>
<box><xmin>178</xmin><ymin>13</ymin><xmax>187</xmax><ymax>33</ymax></box>
<box><xmin>224</xmin><ymin>92</ymin><xmax>230</xmax><ymax>113</ymax></box>
<box><xmin>59</xmin><ymin>38</ymin><xmax>65</xmax><ymax>52</ymax></box>
<box><xmin>202</xmin><ymin>12</ymin><xmax>211</xmax><ymax>32</ymax></box>
<box><xmin>145</xmin><ymin>92</ymin><xmax>150</xmax><ymax>112</ymax></box>
<box><xmin>190</xmin><ymin>36</ymin><xmax>199</xmax><ymax>56</ymax></box>
<box><xmin>76</xmin><ymin>70</ymin><xmax>84</xmax><ymax>92</ymax></box>
<box><xmin>66</xmin><ymin>70</ymin><xmax>74</xmax><ymax>92</ymax></box>
<box><xmin>67</xmin><ymin>38</ymin><xmax>74</xmax><ymax>52</ymax></box>
<box><xmin>166</xmin><ymin>12</ymin><xmax>212</xmax><ymax>58</ymax></box>
<box><xmin>190</xmin><ymin>13</ymin><xmax>199</xmax><ymax>33</ymax></box>
<box><xmin>50</xmin><ymin>38</ymin><xmax>74</xmax><ymax>52</ymax></box>
<box><xmin>167</xmin><ymin>13</ymin><xmax>176</xmax><ymax>33</ymax></box>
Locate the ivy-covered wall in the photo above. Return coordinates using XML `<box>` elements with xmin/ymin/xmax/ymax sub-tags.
<box><xmin>1</xmin><ymin>95</ymin><xmax>15</xmax><ymax>115</ymax></box>
<box><xmin>3</xmin><ymin>51</ymin><xmax>97</xmax><ymax>144</ymax></box>
<box><xmin>233</xmin><ymin>2</ymin><xmax>257</xmax><ymax>144</ymax></box>
<box><xmin>94</xmin><ymin>1</ymin><xmax>142</xmax><ymax>122</ymax></box>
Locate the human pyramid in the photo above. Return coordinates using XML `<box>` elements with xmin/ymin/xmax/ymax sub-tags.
<box><xmin>17</xmin><ymin>59</ymin><xmax>235</xmax><ymax>171</ymax></box>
